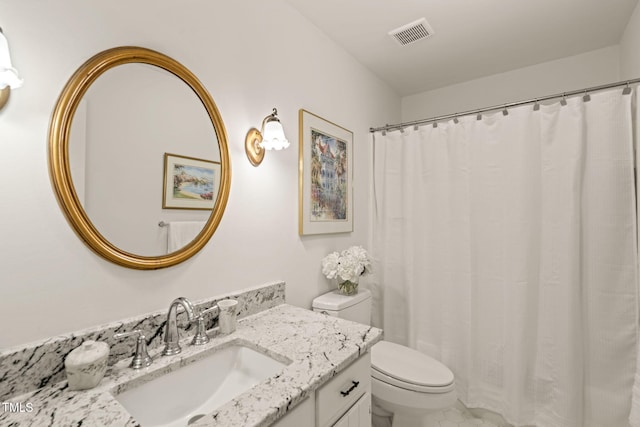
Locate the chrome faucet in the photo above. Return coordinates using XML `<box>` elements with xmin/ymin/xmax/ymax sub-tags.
<box><xmin>162</xmin><ymin>297</ymin><xmax>196</xmax><ymax>356</ymax></box>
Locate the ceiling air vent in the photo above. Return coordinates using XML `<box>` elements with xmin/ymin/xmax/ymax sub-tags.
<box><xmin>389</xmin><ymin>18</ymin><xmax>434</xmax><ymax>46</ymax></box>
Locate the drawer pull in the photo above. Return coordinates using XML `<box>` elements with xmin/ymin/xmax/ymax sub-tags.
<box><xmin>340</xmin><ymin>380</ymin><xmax>360</xmax><ymax>397</ymax></box>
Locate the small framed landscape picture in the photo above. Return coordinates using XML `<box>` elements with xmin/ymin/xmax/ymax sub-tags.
<box><xmin>162</xmin><ymin>153</ymin><xmax>221</xmax><ymax>210</ymax></box>
<box><xmin>299</xmin><ymin>109</ymin><xmax>353</xmax><ymax>235</ymax></box>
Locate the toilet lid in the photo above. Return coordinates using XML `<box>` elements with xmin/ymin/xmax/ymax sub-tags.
<box><xmin>371</xmin><ymin>341</ymin><xmax>454</xmax><ymax>392</ymax></box>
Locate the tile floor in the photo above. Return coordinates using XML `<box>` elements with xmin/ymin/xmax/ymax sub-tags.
<box><xmin>372</xmin><ymin>401</ymin><xmax>509</xmax><ymax>427</ymax></box>
<box><xmin>426</xmin><ymin>406</ymin><xmax>502</xmax><ymax>427</ymax></box>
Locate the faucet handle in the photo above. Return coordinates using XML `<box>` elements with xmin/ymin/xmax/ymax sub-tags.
<box><xmin>114</xmin><ymin>330</ymin><xmax>153</xmax><ymax>369</ymax></box>
<box><xmin>199</xmin><ymin>305</ymin><xmax>220</xmax><ymax>319</ymax></box>
<box><xmin>190</xmin><ymin>305</ymin><xmax>220</xmax><ymax>346</ymax></box>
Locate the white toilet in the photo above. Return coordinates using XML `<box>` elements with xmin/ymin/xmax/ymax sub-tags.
<box><xmin>312</xmin><ymin>289</ymin><xmax>457</xmax><ymax>427</ymax></box>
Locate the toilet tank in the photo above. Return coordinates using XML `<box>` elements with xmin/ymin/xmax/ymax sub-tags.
<box><xmin>312</xmin><ymin>289</ymin><xmax>372</xmax><ymax>325</ymax></box>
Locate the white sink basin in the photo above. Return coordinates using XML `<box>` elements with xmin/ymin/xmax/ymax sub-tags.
<box><xmin>114</xmin><ymin>344</ymin><xmax>287</xmax><ymax>427</ymax></box>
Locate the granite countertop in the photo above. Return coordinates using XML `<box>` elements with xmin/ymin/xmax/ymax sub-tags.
<box><xmin>1</xmin><ymin>304</ymin><xmax>383</xmax><ymax>427</ymax></box>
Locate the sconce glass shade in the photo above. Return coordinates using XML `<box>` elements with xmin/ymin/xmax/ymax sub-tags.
<box><xmin>0</xmin><ymin>29</ymin><xmax>22</xmax><ymax>90</ymax></box>
<box><xmin>260</xmin><ymin>119</ymin><xmax>289</xmax><ymax>150</ymax></box>
<box><xmin>245</xmin><ymin>107</ymin><xmax>289</xmax><ymax>166</ymax></box>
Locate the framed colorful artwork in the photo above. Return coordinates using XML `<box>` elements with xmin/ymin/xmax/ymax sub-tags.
<box><xmin>162</xmin><ymin>153</ymin><xmax>221</xmax><ymax>210</ymax></box>
<box><xmin>299</xmin><ymin>109</ymin><xmax>353</xmax><ymax>235</ymax></box>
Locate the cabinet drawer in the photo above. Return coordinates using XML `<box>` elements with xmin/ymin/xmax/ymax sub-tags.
<box><xmin>333</xmin><ymin>392</ymin><xmax>371</xmax><ymax>427</ymax></box>
<box><xmin>316</xmin><ymin>353</ymin><xmax>371</xmax><ymax>427</ymax></box>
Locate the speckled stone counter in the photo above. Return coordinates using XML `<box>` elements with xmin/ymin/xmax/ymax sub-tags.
<box><xmin>0</xmin><ymin>303</ymin><xmax>382</xmax><ymax>426</ymax></box>
<box><xmin>0</xmin><ymin>282</ymin><xmax>285</xmax><ymax>401</ymax></box>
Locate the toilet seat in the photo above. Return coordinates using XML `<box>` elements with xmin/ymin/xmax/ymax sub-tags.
<box><xmin>371</xmin><ymin>341</ymin><xmax>455</xmax><ymax>394</ymax></box>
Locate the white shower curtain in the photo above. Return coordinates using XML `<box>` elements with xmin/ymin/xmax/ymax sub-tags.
<box><xmin>372</xmin><ymin>88</ymin><xmax>638</xmax><ymax>427</ymax></box>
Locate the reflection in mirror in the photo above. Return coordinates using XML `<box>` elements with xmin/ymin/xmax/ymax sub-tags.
<box><xmin>49</xmin><ymin>47</ymin><xmax>231</xmax><ymax>270</ymax></box>
<box><xmin>69</xmin><ymin>64</ymin><xmax>219</xmax><ymax>256</ymax></box>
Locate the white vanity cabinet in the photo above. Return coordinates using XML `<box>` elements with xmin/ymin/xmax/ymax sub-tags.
<box><xmin>316</xmin><ymin>353</ymin><xmax>371</xmax><ymax>427</ymax></box>
<box><xmin>272</xmin><ymin>396</ymin><xmax>315</xmax><ymax>427</ymax></box>
<box><xmin>332</xmin><ymin>392</ymin><xmax>371</xmax><ymax>427</ymax></box>
<box><xmin>274</xmin><ymin>353</ymin><xmax>371</xmax><ymax>427</ymax></box>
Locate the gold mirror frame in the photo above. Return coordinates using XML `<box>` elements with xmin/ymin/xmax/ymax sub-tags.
<box><xmin>48</xmin><ymin>46</ymin><xmax>231</xmax><ymax>270</ymax></box>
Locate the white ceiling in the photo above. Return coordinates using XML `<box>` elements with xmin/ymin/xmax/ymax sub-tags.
<box><xmin>286</xmin><ymin>0</ymin><xmax>638</xmax><ymax>96</ymax></box>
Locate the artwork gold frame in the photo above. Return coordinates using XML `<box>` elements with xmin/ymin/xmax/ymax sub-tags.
<box><xmin>299</xmin><ymin>109</ymin><xmax>353</xmax><ymax>235</ymax></box>
<box><xmin>162</xmin><ymin>153</ymin><xmax>221</xmax><ymax>210</ymax></box>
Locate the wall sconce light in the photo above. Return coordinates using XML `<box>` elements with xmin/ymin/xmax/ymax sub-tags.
<box><xmin>0</xmin><ymin>27</ymin><xmax>23</xmax><ymax>111</ymax></box>
<box><xmin>245</xmin><ymin>108</ymin><xmax>289</xmax><ymax>166</ymax></box>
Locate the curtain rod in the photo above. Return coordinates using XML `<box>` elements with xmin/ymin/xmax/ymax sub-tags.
<box><xmin>370</xmin><ymin>77</ymin><xmax>640</xmax><ymax>134</ymax></box>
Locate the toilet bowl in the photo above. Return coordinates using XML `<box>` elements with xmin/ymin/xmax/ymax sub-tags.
<box><xmin>371</xmin><ymin>341</ymin><xmax>457</xmax><ymax>426</ymax></box>
<box><xmin>312</xmin><ymin>290</ymin><xmax>457</xmax><ymax>427</ymax></box>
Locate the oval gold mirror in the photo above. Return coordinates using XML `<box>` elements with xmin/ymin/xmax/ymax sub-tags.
<box><xmin>49</xmin><ymin>46</ymin><xmax>231</xmax><ymax>269</ymax></box>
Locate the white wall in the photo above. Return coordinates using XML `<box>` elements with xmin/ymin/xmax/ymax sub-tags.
<box><xmin>0</xmin><ymin>0</ymin><xmax>400</xmax><ymax>348</ymax></box>
<box><xmin>621</xmin><ymin>1</ymin><xmax>640</xmax><ymax>79</ymax></box>
<box><xmin>401</xmin><ymin>46</ymin><xmax>621</xmax><ymax>122</ymax></box>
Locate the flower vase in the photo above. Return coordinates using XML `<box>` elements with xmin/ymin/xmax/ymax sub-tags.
<box><xmin>337</xmin><ymin>277</ymin><xmax>359</xmax><ymax>295</ymax></box>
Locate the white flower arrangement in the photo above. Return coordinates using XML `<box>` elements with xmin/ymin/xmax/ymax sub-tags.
<box><xmin>321</xmin><ymin>246</ymin><xmax>372</xmax><ymax>284</ymax></box>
